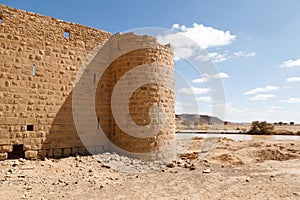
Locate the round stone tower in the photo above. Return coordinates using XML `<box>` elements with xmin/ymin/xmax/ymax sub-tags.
<box><xmin>94</xmin><ymin>33</ymin><xmax>175</xmax><ymax>160</ymax></box>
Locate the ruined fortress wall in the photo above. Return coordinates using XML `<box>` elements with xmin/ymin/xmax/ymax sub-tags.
<box><xmin>0</xmin><ymin>4</ymin><xmax>111</xmax><ymax>160</ymax></box>
<box><xmin>0</xmin><ymin>4</ymin><xmax>175</xmax><ymax>160</ymax></box>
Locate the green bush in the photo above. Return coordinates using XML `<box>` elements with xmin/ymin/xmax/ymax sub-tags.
<box><xmin>247</xmin><ymin>121</ymin><xmax>275</xmax><ymax>135</ymax></box>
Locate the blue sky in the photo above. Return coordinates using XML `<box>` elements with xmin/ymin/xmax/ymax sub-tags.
<box><xmin>2</xmin><ymin>0</ymin><xmax>300</xmax><ymax>123</ymax></box>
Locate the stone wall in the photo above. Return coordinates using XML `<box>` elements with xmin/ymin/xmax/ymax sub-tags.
<box><xmin>0</xmin><ymin>4</ymin><xmax>175</xmax><ymax>160</ymax></box>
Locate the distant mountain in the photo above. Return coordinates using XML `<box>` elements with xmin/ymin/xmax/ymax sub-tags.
<box><xmin>175</xmin><ymin>114</ymin><xmax>224</xmax><ymax>125</ymax></box>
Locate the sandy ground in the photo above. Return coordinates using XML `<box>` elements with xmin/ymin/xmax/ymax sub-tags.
<box><xmin>1</xmin><ymin>137</ymin><xmax>300</xmax><ymax>200</ymax></box>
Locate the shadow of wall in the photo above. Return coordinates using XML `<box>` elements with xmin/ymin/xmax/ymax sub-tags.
<box><xmin>40</xmin><ymin>92</ymin><xmax>88</xmax><ymax>158</ymax></box>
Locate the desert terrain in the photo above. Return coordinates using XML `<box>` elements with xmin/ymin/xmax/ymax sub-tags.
<box><xmin>1</xmin><ymin>137</ymin><xmax>300</xmax><ymax>200</ymax></box>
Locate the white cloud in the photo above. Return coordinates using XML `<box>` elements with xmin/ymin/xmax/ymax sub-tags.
<box><xmin>286</xmin><ymin>77</ymin><xmax>300</xmax><ymax>82</ymax></box>
<box><xmin>213</xmin><ymin>72</ymin><xmax>230</xmax><ymax>78</ymax></box>
<box><xmin>192</xmin><ymin>72</ymin><xmax>230</xmax><ymax>83</ymax></box>
<box><xmin>171</xmin><ymin>23</ymin><xmax>236</xmax><ymax>49</ymax></box>
<box><xmin>195</xmin><ymin>54</ymin><xmax>211</xmax><ymax>62</ymax></box>
<box><xmin>203</xmin><ymin>51</ymin><xmax>256</xmax><ymax>63</ymax></box>
<box><xmin>192</xmin><ymin>77</ymin><xmax>207</xmax><ymax>83</ymax></box>
<box><xmin>281</xmin><ymin>98</ymin><xmax>300</xmax><ymax>103</ymax></box>
<box><xmin>233</xmin><ymin>51</ymin><xmax>256</xmax><ymax>57</ymax></box>
<box><xmin>177</xmin><ymin>87</ymin><xmax>209</xmax><ymax>95</ymax></box>
<box><xmin>196</xmin><ymin>96</ymin><xmax>211</xmax><ymax>102</ymax></box>
<box><xmin>172</xmin><ymin>24</ymin><xmax>180</xmax><ymax>29</ymax></box>
<box><xmin>207</xmin><ymin>52</ymin><xmax>230</xmax><ymax>63</ymax></box>
<box><xmin>244</xmin><ymin>85</ymin><xmax>279</xmax><ymax>95</ymax></box>
<box><xmin>266</xmin><ymin>106</ymin><xmax>283</xmax><ymax>113</ymax></box>
<box><xmin>158</xmin><ymin>23</ymin><xmax>257</xmax><ymax>63</ymax></box>
<box><xmin>270</xmin><ymin>106</ymin><xmax>283</xmax><ymax>109</ymax></box>
<box><xmin>250</xmin><ymin>94</ymin><xmax>275</xmax><ymax>101</ymax></box>
<box><xmin>157</xmin><ymin>23</ymin><xmax>237</xmax><ymax>62</ymax></box>
<box><xmin>173</xmin><ymin>47</ymin><xmax>194</xmax><ymax>61</ymax></box>
<box><xmin>279</xmin><ymin>59</ymin><xmax>300</xmax><ymax>68</ymax></box>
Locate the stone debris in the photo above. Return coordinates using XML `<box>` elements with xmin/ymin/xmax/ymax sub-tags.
<box><xmin>93</xmin><ymin>152</ymin><xmax>166</xmax><ymax>173</ymax></box>
<box><xmin>190</xmin><ymin>164</ymin><xmax>196</xmax><ymax>170</ymax></box>
<box><xmin>166</xmin><ymin>159</ymin><xmax>196</xmax><ymax>170</ymax></box>
<box><xmin>166</xmin><ymin>162</ymin><xmax>176</xmax><ymax>168</ymax></box>
<box><xmin>203</xmin><ymin>168</ymin><xmax>211</xmax><ymax>173</ymax></box>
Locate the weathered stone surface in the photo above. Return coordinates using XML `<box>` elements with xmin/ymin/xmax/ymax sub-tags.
<box><xmin>25</xmin><ymin>150</ymin><xmax>38</xmax><ymax>159</ymax></box>
<box><xmin>0</xmin><ymin>145</ymin><xmax>12</xmax><ymax>152</ymax></box>
<box><xmin>0</xmin><ymin>153</ymin><xmax>8</xmax><ymax>160</ymax></box>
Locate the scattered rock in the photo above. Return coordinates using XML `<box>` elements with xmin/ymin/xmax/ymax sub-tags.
<box><xmin>180</xmin><ymin>152</ymin><xmax>199</xmax><ymax>160</ymax></box>
<box><xmin>166</xmin><ymin>162</ymin><xmax>176</xmax><ymax>168</ymax></box>
<box><xmin>19</xmin><ymin>158</ymin><xmax>26</xmax><ymax>163</ymax></box>
<box><xmin>75</xmin><ymin>155</ymin><xmax>80</xmax><ymax>161</ymax></box>
<box><xmin>12</xmin><ymin>160</ymin><xmax>19</xmax><ymax>167</ymax></box>
<box><xmin>203</xmin><ymin>168</ymin><xmax>211</xmax><ymax>173</ymax></box>
<box><xmin>101</xmin><ymin>164</ymin><xmax>111</xmax><ymax>169</ymax></box>
<box><xmin>184</xmin><ymin>163</ymin><xmax>191</xmax><ymax>168</ymax></box>
<box><xmin>177</xmin><ymin>159</ymin><xmax>184</xmax><ymax>165</ymax></box>
<box><xmin>293</xmin><ymin>192</ymin><xmax>300</xmax><ymax>197</ymax></box>
<box><xmin>190</xmin><ymin>164</ymin><xmax>196</xmax><ymax>170</ymax></box>
<box><xmin>24</xmin><ymin>186</ymin><xmax>33</xmax><ymax>190</ymax></box>
<box><xmin>20</xmin><ymin>165</ymin><xmax>35</xmax><ymax>170</ymax></box>
<box><xmin>205</xmin><ymin>163</ymin><xmax>210</xmax><ymax>167</ymax></box>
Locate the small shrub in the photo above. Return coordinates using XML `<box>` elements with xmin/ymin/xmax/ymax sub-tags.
<box><xmin>275</xmin><ymin>129</ymin><xmax>293</xmax><ymax>135</ymax></box>
<box><xmin>241</xmin><ymin>128</ymin><xmax>247</xmax><ymax>133</ymax></box>
<box><xmin>181</xmin><ymin>120</ymin><xmax>192</xmax><ymax>128</ymax></box>
<box><xmin>247</xmin><ymin>121</ymin><xmax>275</xmax><ymax>135</ymax></box>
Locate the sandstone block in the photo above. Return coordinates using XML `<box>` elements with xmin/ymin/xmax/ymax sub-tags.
<box><xmin>53</xmin><ymin>149</ymin><xmax>62</xmax><ymax>158</ymax></box>
<box><xmin>25</xmin><ymin>150</ymin><xmax>38</xmax><ymax>159</ymax></box>
<box><xmin>63</xmin><ymin>148</ymin><xmax>72</xmax><ymax>157</ymax></box>
<box><xmin>38</xmin><ymin>149</ymin><xmax>47</xmax><ymax>157</ymax></box>
<box><xmin>0</xmin><ymin>145</ymin><xmax>12</xmax><ymax>152</ymax></box>
<box><xmin>0</xmin><ymin>153</ymin><xmax>8</xmax><ymax>161</ymax></box>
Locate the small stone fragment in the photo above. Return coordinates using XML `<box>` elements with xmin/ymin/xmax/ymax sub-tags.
<box><xmin>166</xmin><ymin>162</ymin><xmax>176</xmax><ymax>168</ymax></box>
<box><xmin>190</xmin><ymin>164</ymin><xmax>196</xmax><ymax>170</ymax></box>
<box><xmin>203</xmin><ymin>168</ymin><xmax>211</xmax><ymax>173</ymax></box>
<box><xmin>101</xmin><ymin>164</ymin><xmax>111</xmax><ymax>169</ymax></box>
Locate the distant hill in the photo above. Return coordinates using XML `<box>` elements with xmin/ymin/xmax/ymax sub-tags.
<box><xmin>175</xmin><ymin>114</ymin><xmax>223</xmax><ymax>129</ymax></box>
<box><xmin>176</xmin><ymin>114</ymin><xmax>223</xmax><ymax>124</ymax></box>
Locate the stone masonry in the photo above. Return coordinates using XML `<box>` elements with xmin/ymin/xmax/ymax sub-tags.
<box><xmin>0</xmin><ymin>4</ymin><xmax>175</xmax><ymax>160</ymax></box>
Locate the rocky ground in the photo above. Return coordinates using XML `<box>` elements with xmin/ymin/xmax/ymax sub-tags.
<box><xmin>1</xmin><ymin>137</ymin><xmax>300</xmax><ymax>200</ymax></box>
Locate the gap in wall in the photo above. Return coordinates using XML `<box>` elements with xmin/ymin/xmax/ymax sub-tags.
<box><xmin>7</xmin><ymin>144</ymin><xmax>25</xmax><ymax>159</ymax></box>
